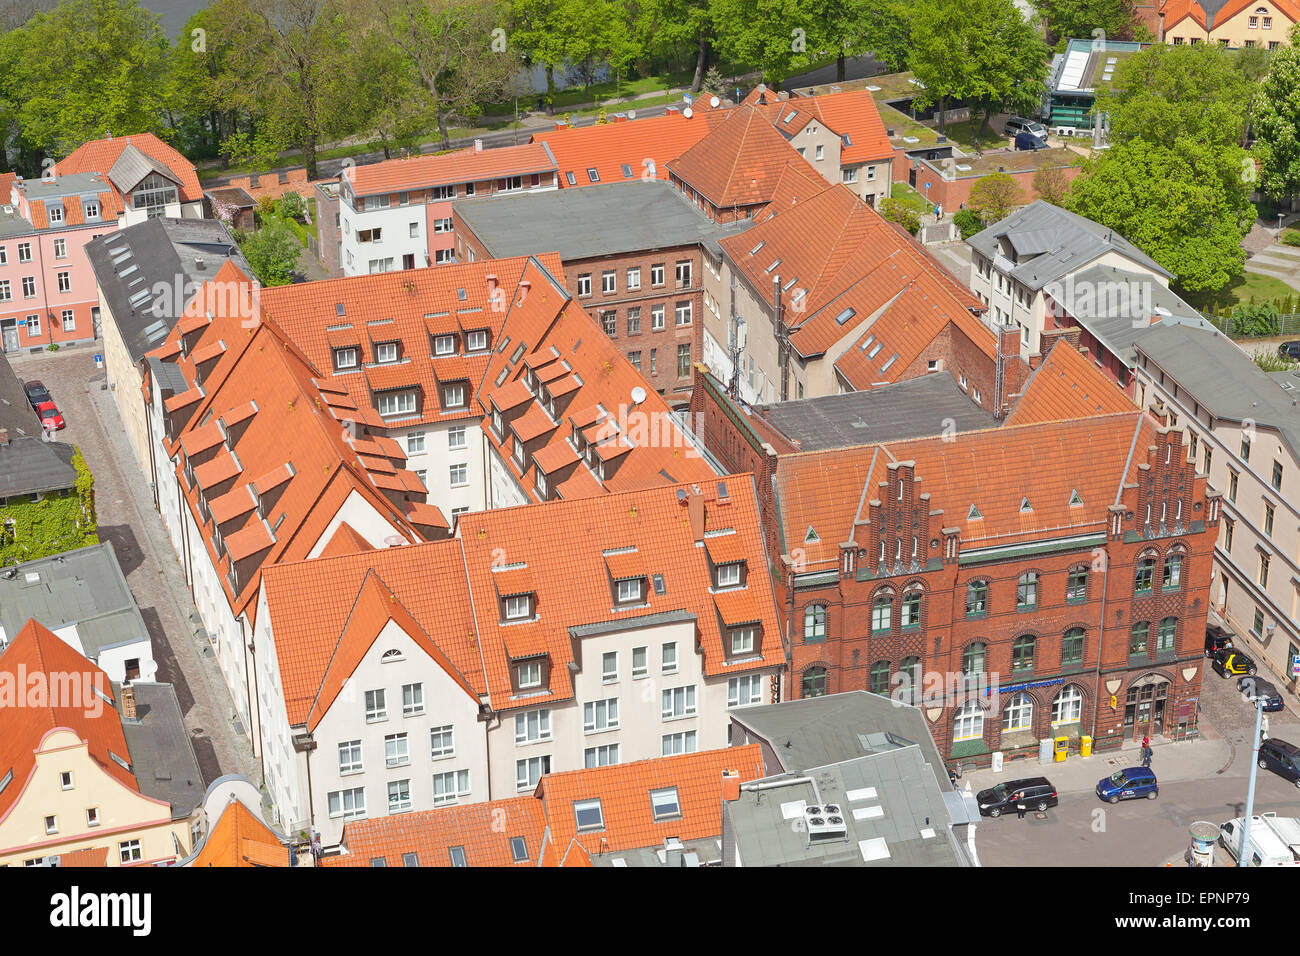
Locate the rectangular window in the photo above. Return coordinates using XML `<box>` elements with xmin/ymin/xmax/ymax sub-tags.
<box><xmin>602</xmin><ymin>311</ymin><xmax>616</xmax><ymax>336</ymax></box>
<box><xmin>514</xmin><ymin>708</ymin><xmax>551</xmax><ymax>743</ymax></box>
<box><xmin>22</xmin><ymin>276</ymin><xmax>35</xmax><ymax>298</ymax></box>
<box><xmin>27</xmin><ymin>313</ymin><xmax>39</xmax><ymax>336</ymax></box>
<box><xmin>1229</xmin><ymin>470</ymin><xmax>1238</xmax><ymax>502</ymax></box>
<box><xmin>1265</xmin><ymin>501</ymin><xmax>1275</xmax><ymax>537</ymax></box>
<box><xmin>365</xmin><ymin>688</ymin><xmax>387</xmax><ymax>722</ymax></box>
<box><xmin>433</xmin><ymin>218</ymin><xmax>453</xmax><ymax>234</ymax></box>
<box><xmin>627</xmin><ymin>267</ymin><xmax>641</xmax><ymax>290</ymax></box>
<box><xmin>376</xmin><ymin>342</ymin><xmax>398</xmax><ymax>363</ymax></box>
<box><xmin>577</xmin><ymin>274</ymin><xmax>591</xmax><ymax>297</ymax></box>
<box><xmin>516</xmin><ymin>755</ymin><xmax>550</xmax><ymax>791</ymax></box>
<box><xmin>327</xmin><ymin>788</ymin><xmax>366</xmax><ymax>820</ymax></box>
<box><xmin>602</xmin><ymin>270</ymin><xmax>615</xmax><ymax>294</ymax></box>
<box><xmin>118</xmin><ymin>840</ymin><xmax>142</xmax><ymax>863</ymax></box>
<box><xmin>651</xmin><ymin>263</ymin><xmax>665</xmax><ymax>287</ymax></box>
<box><xmin>448</xmin><ymin>426</ymin><xmax>467</xmax><ymax>449</ymax></box>
<box><xmin>583</xmin><ymin>697</ymin><xmax>620</xmax><ymax>732</ymax></box>
<box><xmin>387</xmin><ymin>779</ymin><xmax>412</xmax><ymax>813</ymax></box>
<box><xmin>338</xmin><ymin>739</ymin><xmax>363</xmax><ymax>774</ymax></box>
<box><xmin>86</xmin><ymin>807</ymin><xmax>99</xmax><ymax>827</ymax></box>
<box><xmin>661</xmin><ymin>685</ymin><xmax>697</xmax><ymax>719</ymax></box>
<box><xmin>406</xmin><ymin>431</ymin><xmax>426</xmax><ymax>454</ymax></box>
<box><xmin>602</xmin><ymin>651</ymin><xmax>618</xmax><ymax>682</ymax></box>
<box><xmin>466</xmin><ymin>330</ymin><xmax>488</xmax><ymax>352</ymax></box>
<box><xmin>626</xmin><ymin>307</ymin><xmax>641</xmax><ymax>336</ymax></box>
<box><xmin>632</xmin><ymin>646</ymin><xmax>648</xmax><ymax>678</ymax></box>
<box><xmin>584</xmin><ymin>744</ymin><xmax>620</xmax><ymax>768</ymax></box>
<box><xmin>434</xmin><ymin>334</ymin><xmax>456</xmax><ymax>356</ymax></box>
<box><xmin>842</xmin><ymin>167</ymin><xmax>859</xmax><ymax>183</ymax></box>
<box><xmin>727</xmin><ymin>674</ymin><xmax>763</xmax><ymax>707</ymax></box>
<box><xmin>1260</xmin><ymin>553</ymin><xmax>1270</xmax><ymax>588</ymax></box>
<box><xmin>675</xmin><ymin>301</ymin><xmax>692</xmax><ymax>328</ymax></box>
<box><xmin>629</xmin><ymin>350</ymin><xmax>641</xmax><ymax>370</ymax></box>
<box><xmin>650</xmin><ymin>348</ymin><xmax>657</xmax><ymax>374</ymax></box>
<box><xmin>431</xmin><ymin>770</ymin><xmax>471</xmax><ymax>805</ymax></box>
<box><xmin>662</xmin><ymin>730</ymin><xmax>697</xmax><ymax>755</ymax></box>
<box><xmin>1273</xmin><ymin>461</ymin><xmax>1284</xmax><ymax>491</ymax></box>
<box><xmin>616</xmin><ymin>577</ymin><xmax>641</xmax><ymax>603</ymax></box>
<box><xmin>662</xmin><ymin>642</ymin><xmax>677</xmax><ymax>673</ymax></box>
<box><xmin>574</xmin><ymin>798</ymin><xmax>605</xmax><ymax>831</ymax></box>
<box><xmin>730</xmin><ymin>626</ymin><xmax>756</xmax><ymax>655</ymax></box>
<box><xmin>430</xmin><ymin>725</ymin><xmax>454</xmax><ymax>759</ymax></box>
<box><xmin>1067</xmin><ymin>569</ymin><xmax>1087</xmax><ymax>602</ymax></box>
<box><xmin>53</xmin><ymin>238</ymin><xmax>66</xmax><ymax>259</ymax></box>
<box><xmin>17</xmin><ymin>242</ymin><xmax>31</xmax><ymax>263</ymax></box>
<box><xmin>675</xmin><ymin>260</ymin><xmax>691</xmax><ymax>287</ymax></box>
<box><xmin>506</xmin><ymin>596</ymin><xmax>534</xmax><ymax>622</ymax></box>
<box><xmin>57</xmin><ymin>271</ymin><xmax>70</xmax><ymax>293</ymax></box>
<box><xmin>385</xmin><ymin>733</ymin><xmax>410</xmax><ymax>767</ymax></box>
<box><xmin>60</xmin><ymin>310</ymin><xmax>74</xmax><ymax>332</ymax></box>
<box><xmin>716</xmin><ymin>562</ymin><xmax>741</xmax><ymax>588</ymax></box>
<box><xmin>449</xmin><ymin>462</ymin><xmax>468</xmax><ymax>487</ymax></box>
<box><xmin>377</xmin><ymin>391</ymin><xmax>416</xmax><ymax>417</ymax></box>
<box><xmin>335</xmin><ymin>347</ymin><xmax>357</xmax><ymax>370</ymax></box>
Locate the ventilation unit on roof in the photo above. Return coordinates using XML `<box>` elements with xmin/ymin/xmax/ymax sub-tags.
<box><xmin>804</xmin><ymin>804</ymin><xmax>848</xmax><ymax>844</ymax></box>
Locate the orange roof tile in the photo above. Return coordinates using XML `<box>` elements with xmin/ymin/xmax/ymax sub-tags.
<box><xmin>190</xmin><ymin>799</ymin><xmax>287</xmax><ymax>867</ymax></box>
<box><xmin>58</xmin><ymin>846</ymin><xmax>109</xmax><ymax>867</ymax></box>
<box><xmin>761</xmin><ymin>89</ymin><xmax>894</xmax><ymax>165</ymax></box>
<box><xmin>534</xmin><ymin>109</ymin><xmax>734</xmax><ymax>187</ymax></box>
<box><xmin>668</xmin><ymin>105</ymin><xmax>822</xmax><ymax>210</ymax></box>
<box><xmin>318</xmin><ymin>521</ymin><xmax>375</xmax><ymax>558</ymax></box>
<box><xmin>346</xmin><ymin>142</ymin><xmax>555</xmax><ymax>197</ymax></box>
<box><xmin>0</xmin><ymin>621</ymin><xmax>138</xmax><ymax>822</ymax></box>
<box><xmin>325</xmin><ymin>796</ymin><xmax>544</xmax><ymax>867</ymax></box>
<box><xmin>55</xmin><ymin>132</ymin><xmax>202</xmax><ymax>206</ymax></box>
<box><xmin>1005</xmin><ymin>338</ymin><xmax>1137</xmax><ymax>427</ymax></box>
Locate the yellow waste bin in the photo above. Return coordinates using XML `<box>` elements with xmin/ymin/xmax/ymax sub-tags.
<box><xmin>1054</xmin><ymin>736</ymin><xmax>1069</xmax><ymax>761</ymax></box>
<box><xmin>1080</xmin><ymin>735</ymin><xmax>1093</xmax><ymax>757</ymax></box>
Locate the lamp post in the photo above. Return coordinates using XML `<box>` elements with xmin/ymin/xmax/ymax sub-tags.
<box><xmin>1279</xmin><ymin>213</ymin><xmax>1285</xmax><ymax>237</ymax></box>
<box><xmin>1238</xmin><ymin>686</ymin><xmax>1266</xmax><ymax>866</ymax></box>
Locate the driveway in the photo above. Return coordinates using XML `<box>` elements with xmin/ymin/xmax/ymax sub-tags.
<box><xmin>1245</xmin><ymin>242</ymin><xmax>1300</xmax><ymax>293</ymax></box>
<box><xmin>5</xmin><ymin>345</ymin><xmax>261</xmax><ymax>792</ymax></box>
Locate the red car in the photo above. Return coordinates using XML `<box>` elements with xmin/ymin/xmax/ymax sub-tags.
<box><xmin>35</xmin><ymin>401</ymin><xmax>64</xmax><ymax>431</ymax></box>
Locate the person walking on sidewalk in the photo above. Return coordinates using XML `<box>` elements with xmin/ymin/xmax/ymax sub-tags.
<box><xmin>1141</xmin><ymin>746</ymin><xmax>1153</xmax><ymax>768</ymax></box>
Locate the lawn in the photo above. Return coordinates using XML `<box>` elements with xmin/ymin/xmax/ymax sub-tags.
<box><xmin>941</xmin><ymin>117</ymin><xmax>1007</xmax><ymax>151</ymax></box>
<box><xmin>891</xmin><ymin>182</ymin><xmax>932</xmax><ymax>214</ymax></box>
<box><xmin>1184</xmin><ymin>271</ymin><xmax>1298</xmax><ymax>318</ymax></box>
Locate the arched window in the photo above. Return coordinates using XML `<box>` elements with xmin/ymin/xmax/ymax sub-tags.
<box><xmin>1066</xmin><ymin>566</ymin><xmax>1088</xmax><ymax>602</ymax></box>
<box><xmin>1062</xmin><ymin>627</ymin><xmax>1085</xmax><ymax>665</ymax></box>
<box><xmin>1016</xmin><ymin>572</ymin><xmax>1038</xmax><ymax>609</ymax></box>
<box><xmin>953</xmin><ymin>700</ymin><xmax>984</xmax><ymax>742</ymax></box>
<box><xmin>1012</xmin><ymin>634</ymin><xmax>1035</xmax><ymax>672</ymax></box>
<box><xmin>803</xmin><ymin>605</ymin><xmax>826</xmax><ymax>642</ymax></box>
<box><xmin>1157</xmin><ymin>616</ymin><xmax>1177</xmax><ymax>652</ymax></box>
<box><xmin>871</xmin><ymin>593</ymin><xmax>893</xmax><ymax>633</ymax></box>
<box><xmin>966</xmin><ymin>579</ymin><xmax>988</xmax><ymax>617</ymax></box>
<box><xmin>901</xmin><ymin>588</ymin><xmax>923</xmax><ymax>628</ymax></box>
<box><xmin>962</xmin><ymin>642</ymin><xmax>986</xmax><ymax>676</ymax></box>
<box><xmin>869</xmin><ymin>660</ymin><xmax>891</xmax><ymax>695</ymax></box>
<box><xmin>801</xmin><ymin>666</ymin><xmax>827</xmax><ymax>699</ymax></box>
<box><xmin>1052</xmin><ymin>684</ymin><xmax>1083</xmax><ymax>725</ymax></box>
<box><xmin>1004</xmin><ymin>692</ymin><xmax>1033</xmax><ymax>732</ymax></box>
<box><xmin>1135</xmin><ymin>555</ymin><xmax>1156</xmax><ymax>594</ymax></box>
<box><xmin>1162</xmin><ymin>552</ymin><xmax>1184</xmax><ymax>589</ymax></box>
<box><xmin>381</xmin><ymin>648</ymin><xmax>404</xmax><ymax>662</ymax></box>
<box><xmin>1130</xmin><ymin>621</ymin><xmax>1150</xmax><ymax>655</ymax></box>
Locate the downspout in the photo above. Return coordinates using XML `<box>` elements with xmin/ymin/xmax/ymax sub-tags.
<box><xmin>774</xmin><ymin>275</ymin><xmax>788</xmax><ymax>403</ymax></box>
<box><xmin>239</xmin><ymin>614</ymin><xmax>256</xmax><ymax>760</ymax></box>
<box><xmin>1089</xmin><ymin>544</ymin><xmax>1111</xmax><ymax>742</ymax></box>
<box><xmin>143</xmin><ymin>372</ymin><xmax>158</xmax><ymax>509</ymax></box>
<box><xmin>246</xmin><ymin>615</ymin><xmax>264</xmax><ymax>768</ymax></box>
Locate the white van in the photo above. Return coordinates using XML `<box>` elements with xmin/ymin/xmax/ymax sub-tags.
<box><xmin>1219</xmin><ymin>813</ymin><xmax>1300</xmax><ymax>866</ymax></box>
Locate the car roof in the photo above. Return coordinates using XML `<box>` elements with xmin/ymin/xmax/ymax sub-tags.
<box><xmin>1119</xmin><ymin>766</ymin><xmax>1155</xmax><ymax>776</ymax></box>
<box><xmin>1007</xmin><ymin>777</ymin><xmax>1051</xmax><ymax>787</ymax></box>
<box><xmin>1265</xmin><ymin>739</ymin><xmax>1300</xmax><ymax>753</ymax></box>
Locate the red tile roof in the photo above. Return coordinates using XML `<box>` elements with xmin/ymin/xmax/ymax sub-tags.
<box><xmin>0</xmin><ymin>620</ymin><xmax>138</xmax><ymax>823</ymax></box>
<box><xmin>317</xmin><ymin>522</ymin><xmax>375</xmax><ymax>558</ymax></box>
<box><xmin>324</xmin><ymin>744</ymin><xmax>765</xmax><ymax>866</ymax></box>
<box><xmin>760</xmin><ymin>89</ymin><xmax>894</xmax><ymax>165</ymax></box>
<box><xmin>1004</xmin><ymin>338</ymin><xmax>1137</xmax><ymax>427</ymax></box>
<box><xmin>534</xmin><ymin>109</ymin><xmax>733</xmax><ymax>187</ymax></box>
<box><xmin>1160</xmin><ymin>0</ymin><xmax>1300</xmax><ymax>29</ymax></box>
<box><xmin>190</xmin><ymin>798</ymin><xmax>287</xmax><ymax>867</ymax></box>
<box><xmin>58</xmin><ymin>846</ymin><xmax>109</xmax><ymax>867</ymax></box>
<box><xmin>54</xmin><ymin>132</ymin><xmax>202</xmax><ymax>205</ymax></box>
<box><xmin>345</xmin><ymin>142</ymin><xmax>556</xmax><ymax>197</ymax></box>
<box><xmin>261</xmin><ymin>540</ymin><xmax>483</xmax><ymax>727</ymax></box>
<box><xmin>668</xmin><ymin>105</ymin><xmax>823</xmax><ymax>211</ymax></box>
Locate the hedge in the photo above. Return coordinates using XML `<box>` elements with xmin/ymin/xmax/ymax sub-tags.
<box><xmin>0</xmin><ymin>446</ymin><xmax>97</xmax><ymax>565</ymax></box>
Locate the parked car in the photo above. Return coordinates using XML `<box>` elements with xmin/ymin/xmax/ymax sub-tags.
<box><xmin>1212</xmin><ymin>647</ymin><xmax>1257</xmax><ymax>678</ymax></box>
<box><xmin>975</xmin><ymin>777</ymin><xmax>1058</xmax><ymax>817</ymax></box>
<box><xmin>1205</xmin><ymin>624</ymin><xmax>1234</xmax><ymax>658</ymax></box>
<box><xmin>34</xmin><ymin>401</ymin><xmax>64</xmax><ymax>431</ymax></box>
<box><xmin>1257</xmin><ymin>738</ymin><xmax>1300</xmax><ymax>788</ymax></box>
<box><xmin>1238</xmin><ymin>675</ymin><xmax>1285</xmax><ymax>712</ymax></box>
<box><xmin>23</xmin><ymin>380</ymin><xmax>51</xmax><ymax>411</ymax></box>
<box><xmin>1096</xmin><ymin>767</ymin><xmax>1159</xmax><ymax>803</ymax></box>
<box><xmin>1220</xmin><ymin>813</ymin><xmax>1300</xmax><ymax>866</ymax></box>
<box><xmin>1014</xmin><ymin>131</ymin><xmax>1049</xmax><ymax>151</ymax></box>
<box><xmin>1005</xmin><ymin>116</ymin><xmax>1049</xmax><ymax>139</ymax></box>
<box><xmin>1279</xmin><ymin>341</ymin><xmax>1300</xmax><ymax>361</ymax></box>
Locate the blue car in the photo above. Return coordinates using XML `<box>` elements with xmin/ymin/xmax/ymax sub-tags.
<box><xmin>1238</xmin><ymin>676</ymin><xmax>1284</xmax><ymax>712</ymax></box>
<box><xmin>1096</xmin><ymin>767</ymin><xmax>1158</xmax><ymax>804</ymax></box>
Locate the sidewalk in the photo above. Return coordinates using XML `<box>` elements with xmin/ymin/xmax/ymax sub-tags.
<box><xmin>957</xmin><ymin>734</ymin><xmax>1232</xmax><ymax>797</ymax></box>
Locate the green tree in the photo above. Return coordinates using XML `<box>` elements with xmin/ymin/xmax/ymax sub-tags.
<box><xmin>0</xmin><ymin>0</ymin><xmax>171</xmax><ymax>159</ymax></box>
<box><xmin>1231</xmin><ymin>303</ymin><xmax>1281</xmax><ymax>337</ymax></box>
<box><xmin>340</xmin><ymin>26</ymin><xmax>434</xmax><ymax>158</ymax></box>
<box><xmin>1095</xmin><ymin>43</ymin><xmax>1260</xmax><ymax>149</ymax></box>
<box><xmin>858</xmin><ymin>0</ymin><xmax>911</xmax><ymax>73</ymax></box>
<box><xmin>1066</xmin><ymin>138</ymin><xmax>1255</xmax><ymax>294</ymax></box>
<box><xmin>967</xmin><ymin>171</ymin><xmax>1025</xmax><ymax>223</ymax></box>
<box><xmin>1032</xmin><ymin>164</ymin><xmax>1071</xmax><ymax>205</ymax></box>
<box><xmin>241</xmin><ymin>220</ymin><xmax>302</xmax><ymax>286</ymax></box>
<box><xmin>953</xmin><ymin>207</ymin><xmax>983</xmax><ymax>239</ymax></box>
<box><xmin>1029</xmin><ymin>0</ymin><xmax>1146</xmax><ymax>44</ymax></box>
<box><xmin>1253</xmin><ymin>35</ymin><xmax>1300</xmax><ymax>200</ymax></box>
<box><xmin>168</xmin><ymin>0</ymin><xmax>258</xmax><ymax>163</ymax></box>
<box><xmin>710</xmin><ymin>0</ymin><xmax>820</xmax><ymax>89</ymax></box>
<box><xmin>879</xmin><ymin>197</ymin><xmax>921</xmax><ymax>234</ymax></box>
<box><xmin>637</xmin><ymin>0</ymin><xmax>717</xmax><ymax>93</ymax></box>
<box><xmin>908</xmin><ymin>0</ymin><xmax>1049</xmax><ymax>135</ymax></box>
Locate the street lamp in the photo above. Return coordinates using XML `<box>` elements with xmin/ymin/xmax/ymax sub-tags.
<box><xmin>1237</xmin><ymin>684</ymin><xmax>1267</xmax><ymax>866</ymax></box>
<box><xmin>1279</xmin><ymin>213</ymin><xmax>1285</xmax><ymax>236</ymax></box>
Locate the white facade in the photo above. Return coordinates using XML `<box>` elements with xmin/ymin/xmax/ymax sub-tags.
<box><xmin>339</xmin><ymin>203</ymin><xmax>430</xmax><ymax>276</ymax></box>
<box><xmin>119</xmin><ymin>197</ymin><xmax>203</xmax><ymax>228</ymax></box>
<box><xmin>386</xmin><ymin>419</ymin><xmax>488</xmax><ymax>523</ymax></box>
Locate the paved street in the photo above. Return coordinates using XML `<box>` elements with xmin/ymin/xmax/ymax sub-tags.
<box><xmin>7</xmin><ymin>344</ymin><xmax>261</xmax><ymax>793</ymax></box>
<box><xmin>968</xmin><ymin>657</ymin><xmax>1300</xmax><ymax>865</ymax></box>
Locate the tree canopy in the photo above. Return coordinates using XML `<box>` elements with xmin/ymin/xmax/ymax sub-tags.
<box><xmin>1253</xmin><ymin>35</ymin><xmax>1300</xmax><ymax>200</ymax></box>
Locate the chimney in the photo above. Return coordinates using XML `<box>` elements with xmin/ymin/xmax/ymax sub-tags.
<box><xmin>722</xmin><ymin>769</ymin><xmax>741</xmax><ymax>802</ymax></box>
<box><xmin>486</xmin><ymin>273</ymin><xmax>498</xmax><ymax>294</ymax></box>
<box><xmin>0</xmin><ymin>427</ymin><xmax>8</xmax><ymax>447</ymax></box>
<box><xmin>686</xmin><ymin>485</ymin><xmax>705</xmax><ymax>542</ymax></box>
<box><xmin>120</xmin><ymin>684</ymin><xmax>136</xmax><ymax>720</ymax></box>
<box><xmin>474</xmin><ymin>139</ymin><xmax>483</xmax><ymax>152</ymax></box>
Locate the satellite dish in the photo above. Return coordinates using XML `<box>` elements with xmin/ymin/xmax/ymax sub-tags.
<box><xmin>683</xmin><ymin>107</ymin><xmax>693</xmax><ymax>119</ymax></box>
<box><xmin>630</xmin><ymin>386</ymin><xmax>647</xmax><ymax>405</ymax></box>
<box><xmin>627</xmin><ymin>110</ymin><xmax>637</xmax><ymax>120</ymax></box>
<box><xmin>710</xmin><ymin>96</ymin><xmax>720</xmax><ymax>108</ymax></box>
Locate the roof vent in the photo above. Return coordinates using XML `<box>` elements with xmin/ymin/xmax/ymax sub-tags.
<box><xmin>630</xmin><ymin>386</ymin><xmax>647</xmax><ymax>405</ymax></box>
<box><xmin>804</xmin><ymin>804</ymin><xmax>848</xmax><ymax>843</ymax></box>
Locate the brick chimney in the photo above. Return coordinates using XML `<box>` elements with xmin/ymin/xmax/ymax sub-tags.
<box><xmin>722</xmin><ymin>769</ymin><xmax>741</xmax><ymax>802</ymax></box>
<box><xmin>474</xmin><ymin>139</ymin><xmax>483</xmax><ymax>152</ymax></box>
<box><xmin>680</xmin><ymin>485</ymin><xmax>706</xmax><ymax>542</ymax></box>
<box><xmin>120</xmin><ymin>684</ymin><xmax>137</xmax><ymax>720</ymax></box>
<box><xmin>0</xmin><ymin>427</ymin><xmax>8</xmax><ymax>447</ymax></box>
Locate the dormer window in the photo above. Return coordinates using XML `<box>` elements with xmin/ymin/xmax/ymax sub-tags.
<box><xmin>616</xmin><ymin>577</ymin><xmax>643</xmax><ymax>604</ymax></box>
<box><xmin>376</xmin><ymin>342</ymin><xmax>398</xmax><ymax>363</ymax></box>
<box><xmin>84</xmin><ymin>200</ymin><xmax>100</xmax><ymax>220</ymax></box>
<box><xmin>715</xmin><ymin>562</ymin><xmax>743</xmax><ymax>589</ymax></box>
<box><xmin>435</xmin><ymin>335</ymin><xmax>456</xmax><ymax>356</ymax></box>
<box><xmin>517</xmin><ymin>659</ymin><xmax>542</xmax><ymax>689</ymax></box>
<box><xmin>48</xmin><ymin>205</ymin><xmax>63</xmax><ymax>224</ymax></box>
<box><xmin>378</xmin><ymin>390</ymin><xmax>416</xmax><ymax>417</ymax></box>
<box><xmin>467</xmin><ymin>330</ymin><xmax>488</xmax><ymax>351</ymax></box>
<box><xmin>334</xmin><ymin>347</ymin><xmax>357</xmax><ymax>370</ymax></box>
<box><xmin>504</xmin><ymin>593</ymin><xmax>534</xmax><ymax>621</ymax></box>
<box><xmin>442</xmin><ymin>383</ymin><xmax>465</xmax><ymax>408</ymax></box>
<box><xmin>730</xmin><ymin>626</ymin><xmax>756</xmax><ymax>655</ymax></box>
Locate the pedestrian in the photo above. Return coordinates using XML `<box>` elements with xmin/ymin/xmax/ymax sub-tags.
<box><xmin>1141</xmin><ymin>746</ymin><xmax>1152</xmax><ymax>768</ymax></box>
<box><xmin>1016</xmin><ymin>802</ymin><xmax>1026</xmax><ymax>819</ymax></box>
<box><xmin>1141</xmin><ymin>734</ymin><xmax>1149</xmax><ymax>751</ymax></box>
<box><xmin>934</xmin><ymin>202</ymin><xmax>943</xmax><ymax>221</ymax></box>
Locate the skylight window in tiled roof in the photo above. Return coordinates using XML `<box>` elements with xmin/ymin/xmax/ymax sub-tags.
<box><xmin>1069</xmin><ymin>489</ymin><xmax>1084</xmax><ymax>506</ymax></box>
<box><xmin>1020</xmin><ymin>497</ymin><xmax>1032</xmax><ymax>512</ymax></box>
<box><xmin>805</xmin><ymin>526</ymin><xmax>819</xmax><ymax>542</ymax></box>
<box><xmin>621</xmin><ymin>163</ymin><xmax>633</xmax><ymax>178</ymax></box>
<box><xmin>566</xmin><ymin>171</ymin><xmax>576</xmax><ymax>185</ymax></box>
<box><xmin>574</xmin><ymin>798</ymin><xmax>604</xmax><ymax>831</ymax></box>
<box><xmin>968</xmin><ymin>505</ymin><xmax>981</xmax><ymax>520</ymax></box>
<box><xmin>835</xmin><ymin>307</ymin><xmax>856</xmax><ymax>325</ymax></box>
<box><xmin>784</xmin><ymin>110</ymin><xmax>797</xmax><ymax>124</ymax></box>
<box><xmin>335</xmin><ymin>303</ymin><xmax>345</xmax><ymax>316</ymax></box>
<box><xmin>750</xmin><ymin>240</ymin><xmax>766</xmax><ymax>255</ymax></box>
<box><xmin>765</xmin><ymin>259</ymin><xmax>782</xmax><ymax>274</ymax></box>
<box><xmin>587</xmin><ymin>168</ymin><xmax>599</xmax><ymax>182</ymax></box>
<box><xmin>650</xmin><ymin>787</ymin><xmax>682</xmax><ymax>821</ymax></box>
<box><xmin>861</xmin><ymin>334</ymin><xmax>876</xmax><ymax>351</ymax></box>
<box><xmin>782</xmin><ymin>277</ymin><xmax>798</xmax><ymax>292</ymax></box>
<box><xmin>880</xmin><ymin>353</ymin><xmax>898</xmax><ymax>373</ymax></box>
<box><xmin>867</xmin><ymin>342</ymin><xmax>882</xmax><ymax>359</ymax></box>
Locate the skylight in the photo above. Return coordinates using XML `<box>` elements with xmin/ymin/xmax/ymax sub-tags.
<box><xmin>880</xmin><ymin>353</ymin><xmax>898</xmax><ymax>372</ymax></box>
<box><xmin>835</xmin><ymin>307</ymin><xmax>856</xmax><ymax>325</ymax></box>
<box><xmin>783</xmin><ymin>276</ymin><xmax>798</xmax><ymax>291</ymax></box>
<box><xmin>867</xmin><ymin>342</ymin><xmax>882</xmax><ymax>359</ymax></box>
<box><xmin>968</xmin><ymin>504</ymin><xmax>982</xmax><ymax>520</ymax></box>
<box><xmin>750</xmin><ymin>240</ymin><xmax>766</xmax><ymax>255</ymax></box>
<box><xmin>784</xmin><ymin>110</ymin><xmax>797</xmax><ymax>124</ymax></box>
<box><xmin>805</xmin><ymin>526</ymin><xmax>820</xmax><ymax>542</ymax></box>
<box><xmin>621</xmin><ymin>163</ymin><xmax>633</xmax><ymax>178</ymax></box>
<box><xmin>1069</xmin><ymin>489</ymin><xmax>1084</xmax><ymax>506</ymax></box>
<box><xmin>765</xmin><ymin>259</ymin><xmax>782</xmax><ymax>274</ymax></box>
<box><xmin>1020</xmin><ymin>497</ymin><xmax>1032</xmax><ymax>512</ymax></box>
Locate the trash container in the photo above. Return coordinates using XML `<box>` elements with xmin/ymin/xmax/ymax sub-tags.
<box><xmin>991</xmin><ymin>750</ymin><xmax>1004</xmax><ymax>773</ymax></box>
<box><xmin>1080</xmin><ymin>735</ymin><xmax>1093</xmax><ymax>758</ymax></box>
<box><xmin>1053</xmin><ymin>736</ymin><xmax>1069</xmax><ymax>762</ymax></box>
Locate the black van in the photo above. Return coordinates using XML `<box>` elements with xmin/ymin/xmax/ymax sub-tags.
<box><xmin>1258</xmin><ymin>738</ymin><xmax>1300</xmax><ymax>788</ymax></box>
<box><xmin>975</xmin><ymin>777</ymin><xmax>1058</xmax><ymax>817</ymax></box>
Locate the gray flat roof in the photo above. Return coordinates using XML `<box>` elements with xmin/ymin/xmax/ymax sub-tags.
<box><xmin>0</xmin><ymin>541</ymin><xmax>148</xmax><ymax>658</ymax></box>
<box><xmin>0</xmin><ymin>351</ymin><xmax>41</xmax><ymax>437</ymax></box>
<box><xmin>730</xmin><ymin>690</ymin><xmax>954</xmax><ymax>791</ymax></box>
<box><xmin>968</xmin><ymin>200</ymin><xmax>1169</xmax><ymax>291</ymax></box>
<box><xmin>0</xmin><ymin>436</ymin><xmax>78</xmax><ymax>498</ymax></box>
<box><xmin>455</xmin><ymin>179</ymin><xmax>753</xmax><ymax>261</ymax></box>
<box><xmin>21</xmin><ymin>171</ymin><xmax>110</xmax><ymax>200</ymax></box>
<box><xmin>1135</xmin><ymin>324</ymin><xmax>1300</xmax><ymax>461</ymax></box>
<box><xmin>119</xmin><ymin>682</ymin><xmax>207</xmax><ymax>819</ymax></box>
<box><xmin>85</xmin><ymin>217</ymin><xmax>249</xmax><ymax>365</ymax></box>
<box><xmin>753</xmin><ymin>374</ymin><xmax>998</xmax><ymax>450</ymax></box>
<box><xmin>724</xmin><ymin>748</ymin><xmax>972</xmax><ymax>867</ymax></box>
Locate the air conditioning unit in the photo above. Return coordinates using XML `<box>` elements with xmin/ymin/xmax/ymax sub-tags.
<box><xmin>804</xmin><ymin>804</ymin><xmax>848</xmax><ymax>843</ymax></box>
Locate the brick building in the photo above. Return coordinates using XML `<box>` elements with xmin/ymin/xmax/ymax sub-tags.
<box><xmin>691</xmin><ymin>339</ymin><xmax>1219</xmax><ymax>765</ymax></box>
<box><xmin>454</xmin><ymin>180</ymin><xmax>751</xmax><ymax>404</ymax></box>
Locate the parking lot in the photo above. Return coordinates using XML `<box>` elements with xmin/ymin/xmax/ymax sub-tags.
<box><xmin>8</xmin><ymin>344</ymin><xmax>260</xmax><ymax>790</ymax></box>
